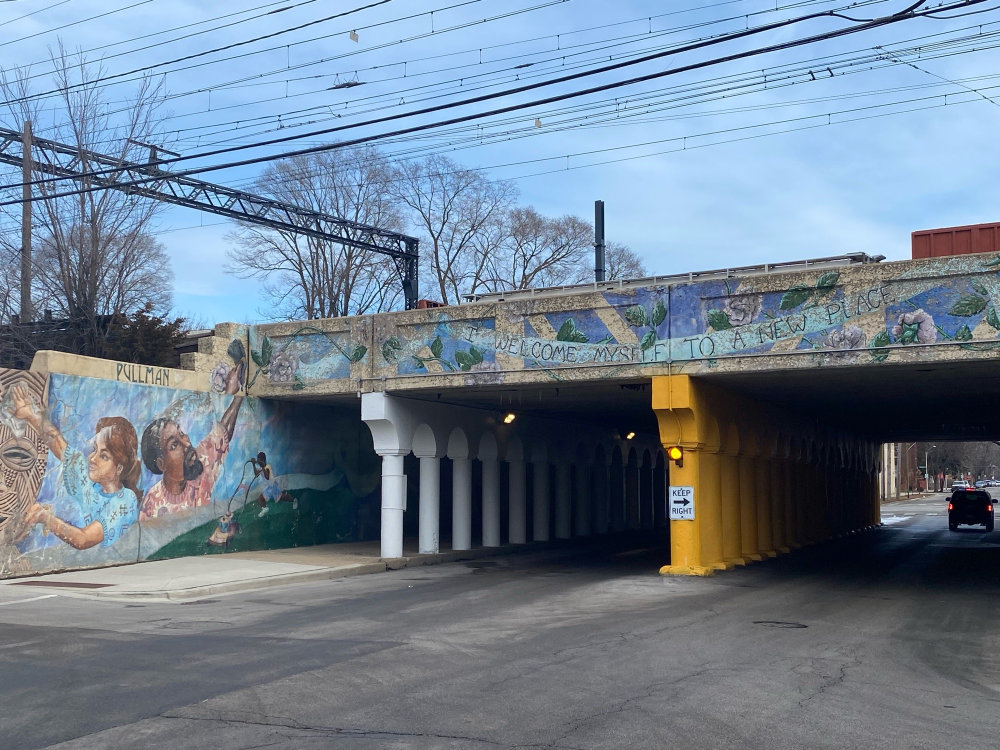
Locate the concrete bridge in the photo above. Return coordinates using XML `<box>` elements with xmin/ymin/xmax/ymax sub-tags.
<box><xmin>165</xmin><ymin>250</ymin><xmax>1000</xmax><ymax>574</ymax></box>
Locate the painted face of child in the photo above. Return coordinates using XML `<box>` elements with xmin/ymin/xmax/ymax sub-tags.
<box><xmin>88</xmin><ymin>433</ymin><xmax>122</xmax><ymax>492</ymax></box>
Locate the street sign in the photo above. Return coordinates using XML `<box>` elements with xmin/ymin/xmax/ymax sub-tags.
<box><xmin>669</xmin><ymin>485</ymin><xmax>695</xmax><ymax>520</ymax></box>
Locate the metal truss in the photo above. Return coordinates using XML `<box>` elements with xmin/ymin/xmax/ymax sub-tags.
<box><xmin>0</xmin><ymin>127</ymin><xmax>419</xmax><ymax>310</ymax></box>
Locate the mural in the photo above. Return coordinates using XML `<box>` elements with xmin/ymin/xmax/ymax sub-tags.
<box><xmin>0</xmin><ymin>360</ymin><xmax>381</xmax><ymax>579</ymax></box>
<box><xmin>246</xmin><ymin>253</ymin><xmax>1000</xmax><ymax>391</ymax></box>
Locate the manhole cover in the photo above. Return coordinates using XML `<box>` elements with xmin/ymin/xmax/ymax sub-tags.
<box><xmin>12</xmin><ymin>580</ymin><xmax>112</xmax><ymax>589</ymax></box>
<box><xmin>753</xmin><ymin>620</ymin><xmax>807</xmax><ymax>629</ymax></box>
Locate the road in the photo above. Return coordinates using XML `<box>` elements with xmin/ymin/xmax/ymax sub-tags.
<box><xmin>1</xmin><ymin>495</ymin><xmax>999</xmax><ymax>750</ymax></box>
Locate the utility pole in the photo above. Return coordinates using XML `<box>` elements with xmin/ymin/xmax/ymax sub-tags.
<box><xmin>594</xmin><ymin>199</ymin><xmax>605</xmax><ymax>282</ymax></box>
<box><xmin>20</xmin><ymin>120</ymin><xmax>32</xmax><ymax>323</ymax></box>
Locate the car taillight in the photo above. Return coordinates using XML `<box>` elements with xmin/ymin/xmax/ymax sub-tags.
<box><xmin>989</xmin><ymin>505</ymin><xmax>994</xmax><ymax>512</ymax></box>
<box><xmin>948</xmin><ymin>502</ymin><xmax>954</xmax><ymax>510</ymax></box>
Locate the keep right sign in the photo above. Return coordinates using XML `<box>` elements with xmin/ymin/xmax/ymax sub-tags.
<box><xmin>668</xmin><ymin>485</ymin><xmax>695</xmax><ymax>520</ymax></box>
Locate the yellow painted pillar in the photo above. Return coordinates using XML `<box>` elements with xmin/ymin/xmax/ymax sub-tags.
<box><xmin>653</xmin><ymin>375</ymin><xmax>727</xmax><ymax>576</ymax></box>
<box><xmin>770</xmin><ymin>461</ymin><xmax>789</xmax><ymax>554</ymax></box>
<box><xmin>720</xmin><ymin>452</ymin><xmax>744</xmax><ymax>567</ymax></box>
<box><xmin>739</xmin><ymin>455</ymin><xmax>762</xmax><ymax>561</ymax></box>
<box><xmin>783</xmin><ymin>460</ymin><xmax>799</xmax><ymax>549</ymax></box>
<box><xmin>755</xmin><ymin>457</ymin><xmax>776</xmax><ymax>557</ymax></box>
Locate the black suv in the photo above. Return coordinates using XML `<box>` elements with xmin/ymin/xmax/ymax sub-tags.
<box><xmin>948</xmin><ymin>488</ymin><xmax>995</xmax><ymax>531</ymax></box>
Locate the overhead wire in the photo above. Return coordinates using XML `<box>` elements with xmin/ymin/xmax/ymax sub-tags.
<box><xmin>6</xmin><ymin>0</ymin><xmax>979</xmax><ymax>201</ymax></box>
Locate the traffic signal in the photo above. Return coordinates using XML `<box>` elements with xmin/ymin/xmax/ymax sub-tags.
<box><xmin>666</xmin><ymin>445</ymin><xmax>683</xmax><ymax>467</ymax></box>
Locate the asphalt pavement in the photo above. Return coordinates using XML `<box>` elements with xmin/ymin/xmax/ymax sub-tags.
<box><xmin>0</xmin><ymin>495</ymin><xmax>944</xmax><ymax>603</ymax></box>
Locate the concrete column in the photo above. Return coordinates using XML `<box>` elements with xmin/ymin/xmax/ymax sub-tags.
<box><xmin>418</xmin><ymin>455</ymin><xmax>440</xmax><ymax>554</ymax></box>
<box><xmin>770</xmin><ymin>460</ymin><xmax>789</xmax><ymax>554</ymax></box>
<box><xmin>720</xmin><ymin>453</ymin><xmax>743</xmax><ymax>566</ymax></box>
<box><xmin>555</xmin><ymin>462</ymin><xmax>572</xmax><ymax>539</ymax></box>
<box><xmin>379</xmin><ymin>453</ymin><xmax>407</xmax><ymax>559</ymax></box>
<box><xmin>574</xmin><ymin>462</ymin><xmax>591</xmax><ymax>537</ymax></box>
<box><xmin>533</xmin><ymin>459</ymin><xmax>550</xmax><ymax>541</ymax></box>
<box><xmin>739</xmin><ymin>456</ymin><xmax>762</xmax><ymax>561</ymax></box>
<box><xmin>595</xmin><ymin>462</ymin><xmax>610</xmax><ymax>534</ymax></box>
<box><xmin>756</xmin><ymin>459</ymin><xmax>776</xmax><ymax>557</ymax></box>
<box><xmin>482</xmin><ymin>456</ymin><xmax>500</xmax><ymax>547</ymax></box>
<box><xmin>452</xmin><ymin>457</ymin><xmax>472</xmax><ymax>550</ymax></box>
<box><xmin>625</xmin><ymin>457</ymin><xmax>640</xmax><ymax>530</ymax></box>
<box><xmin>508</xmin><ymin>458</ymin><xmax>526</xmax><ymax>544</ymax></box>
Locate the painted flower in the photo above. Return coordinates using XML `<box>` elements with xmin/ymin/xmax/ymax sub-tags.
<box><xmin>268</xmin><ymin>351</ymin><xmax>299</xmax><ymax>382</ymax></box>
<box><xmin>891</xmin><ymin>309</ymin><xmax>937</xmax><ymax>345</ymax></box>
<box><xmin>823</xmin><ymin>325</ymin><xmax>865</xmax><ymax>350</ymax></box>
<box><xmin>723</xmin><ymin>294</ymin><xmax>762</xmax><ymax>326</ymax></box>
<box><xmin>210</xmin><ymin>363</ymin><xmax>230</xmax><ymax>393</ymax></box>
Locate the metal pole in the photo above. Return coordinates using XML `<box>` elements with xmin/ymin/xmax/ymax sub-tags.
<box><xmin>20</xmin><ymin>120</ymin><xmax>32</xmax><ymax>323</ymax></box>
<box><xmin>594</xmin><ymin>199</ymin><xmax>605</xmax><ymax>282</ymax></box>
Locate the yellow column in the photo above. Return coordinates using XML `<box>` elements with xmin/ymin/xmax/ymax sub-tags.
<box><xmin>720</xmin><ymin>452</ymin><xmax>744</xmax><ymax>567</ymax></box>
<box><xmin>739</xmin><ymin>455</ymin><xmax>762</xmax><ymax>561</ymax></box>
<box><xmin>755</xmin><ymin>457</ymin><xmax>776</xmax><ymax>557</ymax></box>
<box><xmin>770</xmin><ymin>460</ymin><xmax>789</xmax><ymax>554</ymax></box>
<box><xmin>653</xmin><ymin>375</ymin><xmax>727</xmax><ymax>576</ymax></box>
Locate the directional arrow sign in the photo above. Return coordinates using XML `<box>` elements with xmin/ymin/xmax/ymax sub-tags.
<box><xmin>669</xmin><ymin>486</ymin><xmax>695</xmax><ymax>520</ymax></box>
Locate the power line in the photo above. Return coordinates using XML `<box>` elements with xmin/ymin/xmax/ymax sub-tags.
<box><xmin>5</xmin><ymin>0</ymin><xmax>979</xmax><ymax>202</ymax></box>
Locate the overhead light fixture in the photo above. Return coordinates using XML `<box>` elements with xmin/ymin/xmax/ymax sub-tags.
<box><xmin>503</xmin><ymin>413</ymin><xmax>516</xmax><ymax>424</ymax></box>
<box><xmin>625</xmin><ymin>431</ymin><xmax>636</xmax><ymax>440</ymax></box>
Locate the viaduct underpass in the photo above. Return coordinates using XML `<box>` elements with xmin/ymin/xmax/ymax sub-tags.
<box><xmin>37</xmin><ymin>250</ymin><xmax>1000</xmax><ymax>575</ymax></box>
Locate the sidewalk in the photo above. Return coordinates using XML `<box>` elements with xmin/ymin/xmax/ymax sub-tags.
<box><xmin>0</xmin><ymin>541</ymin><xmax>521</xmax><ymax>603</ymax></box>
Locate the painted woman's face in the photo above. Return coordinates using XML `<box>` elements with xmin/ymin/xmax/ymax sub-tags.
<box><xmin>88</xmin><ymin>434</ymin><xmax>122</xmax><ymax>491</ymax></box>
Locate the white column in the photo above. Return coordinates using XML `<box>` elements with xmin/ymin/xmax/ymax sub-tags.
<box><xmin>595</xmin><ymin>462</ymin><xmax>610</xmax><ymax>534</ymax></box>
<box><xmin>482</xmin><ymin>456</ymin><xmax>500</xmax><ymax>547</ymax></box>
<box><xmin>508</xmin><ymin>458</ymin><xmax>526</xmax><ymax>544</ymax></box>
<box><xmin>418</xmin><ymin>455</ymin><xmax>440</xmax><ymax>554</ymax></box>
<box><xmin>555</xmin><ymin>462</ymin><xmax>572</xmax><ymax>539</ymax></box>
<box><xmin>452</xmin><ymin>457</ymin><xmax>472</xmax><ymax>550</ymax></box>
<box><xmin>379</xmin><ymin>453</ymin><xmax>407</xmax><ymax>559</ymax></box>
<box><xmin>574</xmin><ymin>462</ymin><xmax>591</xmax><ymax>537</ymax></box>
<box><xmin>533</xmin><ymin>459</ymin><xmax>550</xmax><ymax>541</ymax></box>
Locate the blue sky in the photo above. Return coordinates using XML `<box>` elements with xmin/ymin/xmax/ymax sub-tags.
<box><xmin>3</xmin><ymin>0</ymin><xmax>999</xmax><ymax>326</ymax></box>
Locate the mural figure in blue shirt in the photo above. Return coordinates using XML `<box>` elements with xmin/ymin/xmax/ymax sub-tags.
<box><xmin>12</xmin><ymin>385</ymin><xmax>141</xmax><ymax>550</ymax></box>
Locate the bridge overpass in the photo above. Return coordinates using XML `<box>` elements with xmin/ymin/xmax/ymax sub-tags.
<box><xmin>172</xmin><ymin>250</ymin><xmax>1000</xmax><ymax>574</ymax></box>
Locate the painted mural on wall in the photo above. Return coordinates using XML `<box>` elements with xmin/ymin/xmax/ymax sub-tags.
<box><xmin>240</xmin><ymin>254</ymin><xmax>1000</xmax><ymax>392</ymax></box>
<box><xmin>0</xmin><ymin>362</ymin><xmax>380</xmax><ymax>579</ymax></box>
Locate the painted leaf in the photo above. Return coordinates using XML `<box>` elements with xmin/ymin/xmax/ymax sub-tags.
<box><xmin>972</xmin><ymin>280</ymin><xmax>989</xmax><ymax>296</ymax></box>
<box><xmin>348</xmin><ymin>345</ymin><xmax>367</xmax><ymax>363</ymax></box>
<box><xmin>869</xmin><ymin>330</ymin><xmax>891</xmax><ymax>362</ymax></box>
<box><xmin>899</xmin><ymin>322</ymin><xmax>919</xmax><ymax>344</ymax></box>
<box><xmin>948</xmin><ymin>295</ymin><xmax>987</xmax><ymax>317</ymax></box>
<box><xmin>640</xmin><ymin>331</ymin><xmax>656</xmax><ymax>351</ymax></box>
<box><xmin>292</xmin><ymin>375</ymin><xmax>306</xmax><ymax>391</ymax></box>
<box><xmin>816</xmin><ymin>271</ymin><xmax>840</xmax><ymax>291</ymax></box>
<box><xmin>381</xmin><ymin>336</ymin><xmax>402</xmax><ymax>363</ymax></box>
<box><xmin>556</xmin><ymin>318</ymin><xmax>588</xmax><ymax>343</ymax></box>
<box><xmin>227</xmin><ymin>339</ymin><xmax>246</xmax><ymax>363</ymax></box>
<box><xmin>984</xmin><ymin>254</ymin><xmax>1000</xmax><ymax>267</ymax></box>
<box><xmin>251</xmin><ymin>349</ymin><xmax>267</xmax><ymax>368</ymax></box>
<box><xmin>707</xmin><ymin>309</ymin><xmax>732</xmax><ymax>331</ymax></box>
<box><xmin>779</xmin><ymin>285</ymin><xmax>811</xmax><ymax>310</ymax></box>
<box><xmin>430</xmin><ymin>336</ymin><xmax>444</xmax><ymax>358</ymax></box>
<box><xmin>624</xmin><ymin>305</ymin><xmax>648</xmax><ymax>328</ymax></box>
<box><xmin>954</xmin><ymin>325</ymin><xmax>973</xmax><ymax>341</ymax></box>
<box><xmin>651</xmin><ymin>299</ymin><xmax>667</xmax><ymax>326</ymax></box>
<box><xmin>987</xmin><ymin>307</ymin><xmax>1000</xmax><ymax>330</ymax></box>
<box><xmin>468</xmin><ymin>346</ymin><xmax>484</xmax><ymax>365</ymax></box>
<box><xmin>455</xmin><ymin>350</ymin><xmax>473</xmax><ymax>370</ymax></box>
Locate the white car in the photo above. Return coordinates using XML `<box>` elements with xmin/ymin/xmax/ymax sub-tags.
<box><xmin>950</xmin><ymin>480</ymin><xmax>971</xmax><ymax>492</ymax></box>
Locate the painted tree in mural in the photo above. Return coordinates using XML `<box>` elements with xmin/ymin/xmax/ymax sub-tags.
<box><xmin>226</xmin><ymin>147</ymin><xmax>405</xmax><ymax>319</ymax></box>
<box><xmin>390</xmin><ymin>154</ymin><xmax>517</xmax><ymax>305</ymax></box>
<box><xmin>0</xmin><ymin>44</ymin><xmax>174</xmax><ymax>357</ymax></box>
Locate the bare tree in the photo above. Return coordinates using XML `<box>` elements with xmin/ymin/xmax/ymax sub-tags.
<box><xmin>390</xmin><ymin>155</ymin><xmax>516</xmax><ymax>305</ymax></box>
<box><xmin>226</xmin><ymin>147</ymin><xmax>405</xmax><ymax>320</ymax></box>
<box><xmin>0</xmin><ymin>44</ymin><xmax>174</xmax><ymax>354</ymax></box>
<box><xmin>484</xmin><ymin>208</ymin><xmax>592</xmax><ymax>292</ymax></box>
<box><xmin>605</xmin><ymin>241</ymin><xmax>647</xmax><ymax>280</ymax></box>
